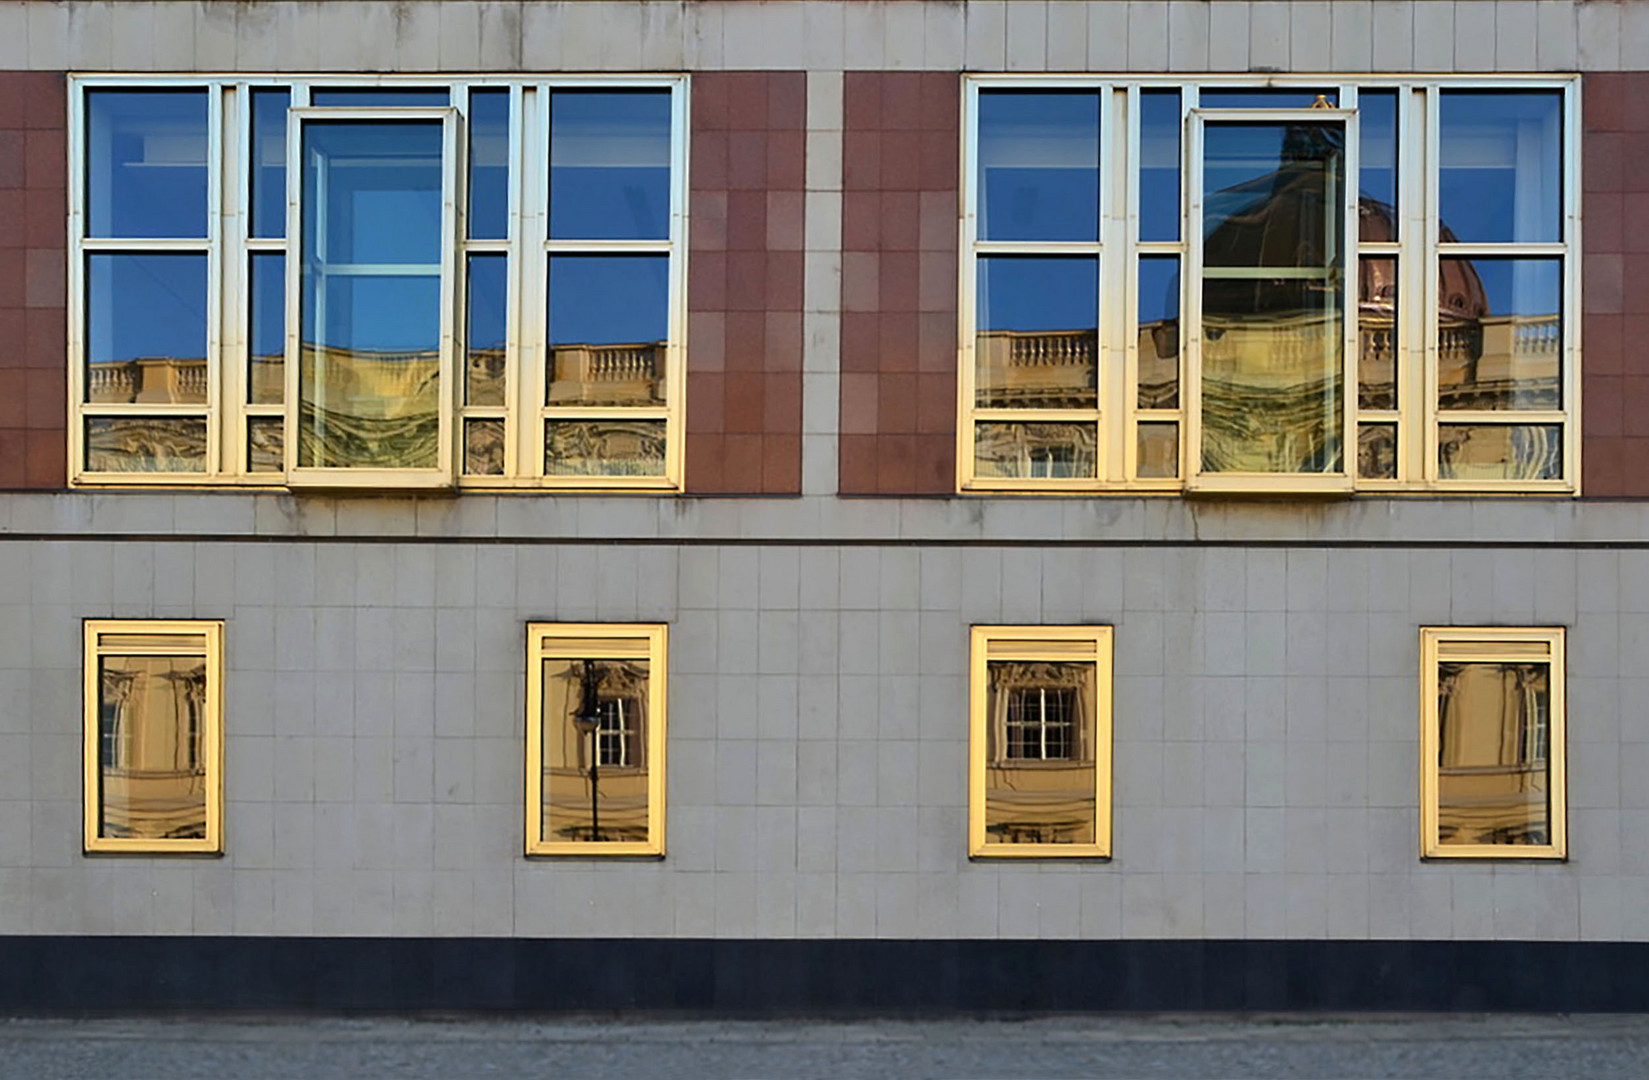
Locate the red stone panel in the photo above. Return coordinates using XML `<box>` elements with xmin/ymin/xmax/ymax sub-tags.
<box><xmin>685</xmin><ymin>71</ymin><xmax>805</xmax><ymax>495</ymax></box>
<box><xmin>0</xmin><ymin>72</ymin><xmax>66</xmax><ymax>490</ymax></box>
<box><xmin>839</xmin><ymin>71</ymin><xmax>959</xmax><ymax>495</ymax></box>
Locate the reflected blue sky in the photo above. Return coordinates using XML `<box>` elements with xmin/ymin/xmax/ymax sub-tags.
<box><xmin>469</xmin><ymin>89</ymin><xmax>511</xmax><ymax>240</ymax></box>
<box><xmin>1199</xmin><ymin>88</ymin><xmax>1338</xmax><ymax>109</ymax></box>
<box><xmin>309</xmin><ymin>88</ymin><xmax>449</xmax><ymax>107</ymax></box>
<box><xmin>87</xmin><ymin>254</ymin><xmax>207</xmax><ymax>365</ymax></box>
<box><xmin>1439</xmin><ymin>91</ymin><xmax>1562</xmax><ymax>244</ymax></box>
<box><xmin>468</xmin><ymin>255</ymin><xmax>508</xmax><ymax>350</ymax></box>
<box><xmin>548</xmin><ymin>255</ymin><xmax>669</xmax><ymax>345</ymax></box>
<box><xmin>249</xmin><ymin>253</ymin><xmax>284</xmax><ymax>360</ymax></box>
<box><xmin>1139</xmin><ymin>90</ymin><xmax>1181</xmax><ymax>242</ymax></box>
<box><xmin>978</xmin><ymin>257</ymin><xmax>1098</xmax><ymax>333</ymax></box>
<box><xmin>86</xmin><ymin>90</ymin><xmax>208</xmax><ymax>239</ymax></box>
<box><xmin>1359</xmin><ymin>89</ymin><xmax>1398</xmax><ymax>212</ymax></box>
<box><xmin>251</xmin><ymin>89</ymin><xmax>289</xmax><ymax>239</ymax></box>
<box><xmin>1451</xmin><ymin>257</ymin><xmax>1561</xmax><ymax>319</ymax></box>
<box><xmin>1138</xmin><ymin>256</ymin><xmax>1180</xmax><ymax>325</ymax></box>
<box><xmin>549</xmin><ymin>91</ymin><xmax>672</xmax><ymax>241</ymax></box>
<box><xmin>977</xmin><ymin>91</ymin><xmax>1100</xmax><ymax>243</ymax></box>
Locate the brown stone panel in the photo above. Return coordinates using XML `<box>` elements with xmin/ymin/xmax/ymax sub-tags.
<box><xmin>685</xmin><ymin>71</ymin><xmax>806</xmax><ymax>495</ymax></box>
<box><xmin>0</xmin><ymin>71</ymin><xmax>67</xmax><ymax>490</ymax></box>
<box><xmin>839</xmin><ymin>71</ymin><xmax>958</xmax><ymax>495</ymax></box>
<box><xmin>1580</xmin><ymin>72</ymin><xmax>1649</xmax><ymax>496</ymax></box>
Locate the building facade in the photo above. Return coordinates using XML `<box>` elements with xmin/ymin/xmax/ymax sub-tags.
<box><xmin>1</xmin><ymin>0</ymin><xmax>1648</xmax><ymax>1010</ymax></box>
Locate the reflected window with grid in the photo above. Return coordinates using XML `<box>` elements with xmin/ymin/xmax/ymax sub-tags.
<box><xmin>1005</xmin><ymin>686</ymin><xmax>1077</xmax><ymax>760</ymax></box>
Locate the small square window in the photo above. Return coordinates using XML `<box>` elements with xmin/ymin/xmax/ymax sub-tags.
<box><xmin>526</xmin><ymin>623</ymin><xmax>667</xmax><ymax>856</ymax></box>
<box><xmin>1420</xmin><ymin>627</ymin><xmax>1566</xmax><ymax>860</ymax></box>
<box><xmin>969</xmin><ymin>626</ymin><xmax>1112</xmax><ymax>858</ymax></box>
<box><xmin>82</xmin><ymin>620</ymin><xmax>224</xmax><ymax>855</ymax></box>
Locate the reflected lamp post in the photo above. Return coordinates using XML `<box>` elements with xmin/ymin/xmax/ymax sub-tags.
<box><xmin>572</xmin><ymin>660</ymin><xmax>603</xmax><ymax>842</ymax></box>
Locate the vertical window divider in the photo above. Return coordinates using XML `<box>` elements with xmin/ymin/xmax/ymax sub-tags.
<box><xmin>1564</xmin><ymin>80</ymin><xmax>1583</xmax><ymax>490</ymax></box>
<box><xmin>224</xmin><ymin>83</ymin><xmax>251</xmax><ymax>479</ymax></box>
<box><xmin>955</xmin><ymin>80</ymin><xmax>982</xmax><ymax>492</ymax></box>
<box><xmin>665</xmin><ymin>78</ymin><xmax>690</xmax><ymax>490</ymax></box>
<box><xmin>1119</xmin><ymin>84</ymin><xmax>1141</xmax><ymax>484</ymax></box>
<box><xmin>1421</xmin><ymin>87</ymin><xmax>1442</xmax><ymax>485</ymax></box>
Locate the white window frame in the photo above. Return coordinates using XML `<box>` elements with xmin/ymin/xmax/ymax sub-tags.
<box><xmin>958</xmin><ymin>75</ymin><xmax>1581</xmax><ymax>495</ymax></box>
<box><xmin>68</xmin><ymin>75</ymin><xmax>689</xmax><ymax>491</ymax></box>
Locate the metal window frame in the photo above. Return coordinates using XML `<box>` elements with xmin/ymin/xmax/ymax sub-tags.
<box><xmin>968</xmin><ymin>625</ymin><xmax>1113</xmax><ymax>859</ymax></box>
<box><xmin>1419</xmin><ymin>626</ymin><xmax>1568</xmax><ymax>861</ymax></box>
<box><xmin>956</xmin><ymin>74</ymin><xmax>1581</xmax><ymax>496</ymax></box>
<box><xmin>81</xmin><ymin>618</ymin><xmax>225</xmax><ymax>856</ymax></box>
<box><xmin>524</xmin><ymin>621</ymin><xmax>668</xmax><ymax>858</ymax></box>
<box><xmin>66</xmin><ymin>74</ymin><xmax>690</xmax><ymax>492</ymax></box>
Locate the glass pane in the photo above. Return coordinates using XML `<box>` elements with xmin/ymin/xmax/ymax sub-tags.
<box><xmin>1201</xmin><ymin>121</ymin><xmax>1346</xmax><ymax>475</ymax></box>
<box><xmin>298</xmin><ymin>120</ymin><xmax>444</xmax><ymax>470</ymax></box>
<box><xmin>85</xmin><ymin>417</ymin><xmax>207</xmax><ymax>473</ymax></box>
<box><xmin>977</xmin><ymin>90</ymin><xmax>1101</xmax><ymax>242</ymax></box>
<box><xmin>1136</xmin><ymin>422</ymin><xmax>1179</xmax><ymax>479</ymax></box>
<box><xmin>1438</xmin><ymin>424</ymin><xmax>1562</xmax><ymax>482</ymax></box>
<box><xmin>1438</xmin><ymin>257</ymin><xmax>1561</xmax><ymax>411</ymax></box>
<box><xmin>1436</xmin><ymin>661</ymin><xmax>1551</xmax><ymax>847</ymax></box>
<box><xmin>975</xmin><ymin>257</ymin><xmax>1098</xmax><ymax>409</ymax></box>
<box><xmin>984</xmin><ymin>658</ymin><xmax>1097</xmax><ymax>846</ymax></box>
<box><xmin>1139</xmin><ymin>90</ymin><xmax>1181</xmax><ymax>242</ymax></box>
<box><xmin>97</xmin><ymin>654</ymin><xmax>209</xmax><ymax>840</ymax></box>
<box><xmin>1359</xmin><ymin>89</ymin><xmax>1398</xmax><ymax>219</ymax></box>
<box><xmin>467</xmin><ymin>255</ymin><xmax>508</xmax><ymax>407</ymax></box>
<box><xmin>549</xmin><ymin>90</ymin><xmax>672</xmax><ymax>241</ymax></box>
<box><xmin>1359</xmin><ymin>256</ymin><xmax>1397</xmax><ymax>410</ymax></box>
<box><xmin>97</xmin><ymin>633</ymin><xmax>207</xmax><ymax>652</ymax></box>
<box><xmin>1357</xmin><ymin>423</ymin><xmax>1397</xmax><ymax>479</ymax></box>
<box><xmin>1198</xmin><ymin>88</ymin><xmax>1338</xmax><ymax>109</ymax></box>
<box><xmin>546</xmin><ymin>419</ymin><xmax>666</xmax><ymax>477</ymax></box>
<box><xmin>86</xmin><ymin>254</ymin><xmax>208</xmax><ymax>405</ymax></box>
<box><xmin>1439</xmin><ymin>91</ymin><xmax>1561</xmax><ymax>244</ymax></box>
<box><xmin>250</xmin><ymin>89</ymin><xmax>290</xmax><ymax>238</ymax></box>
<box><xmin>1137</xmin><ymin>255</ymin><xmax>1180</xmax><ymax>409</ymax></box>
<box><xmin>247</xmin><ymin>416</ymin><xmax>283</xmax><ymax>473</ymax></box>
<box><xmin>308</xmin><ymin>89</ymin><xmax>449</xmax><ymax>107</ymax></box>
<box><xmin>465</xmin><ymin>419</ymin><xmax>505</xmax><ymax>476</ymax></box>
<box><xmin>86</xmin><ymin>90</ymin><xmax>208</xmax><ymax>239</ymax></box>
<box><xmin>541</xmin><ymin>656</ymin><xmax>651</xmax><ymax>843</ymax></box>
<box><xmin>547</xmin><ymin>255</ymin><xmax>669</xmax><ymax>406</ymax></box>
<box><xmin>974</xmin><ymin>422</ymin><xmax>1096</xmax><ymax>480</ymax></box>
<box><xmin>249</xmin><ymin>253</ymin><xmax>285</xmax><ymax>405</ymax></box>
<box><xmin>469</xmin><ymin>89</ymin><xmax>510</xmax><ymax>240</ymax></box>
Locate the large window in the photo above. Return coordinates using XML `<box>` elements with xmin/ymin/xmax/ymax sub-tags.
<box><xmin>526</xmin><ymin>623</ymin><xmax>667</xmax><ymax>856</ymax></box>
<box><xmin>82</xmin><ymin>620</ymin><xmax>223</xmax><ymax>854</ymax></box>
<box><xmin>1420</xmin><ymin>627</ymin><xmax>1566</xmax><ymax>859</ymax></box>
<box><xmin>70</xmin><ymin>77</ymin><xmax>686</xmax><ymax>489</ymax></box>
<box><xmin>960</xmin><ymin>78</ymin><xmax>1578</xmax><ymax>494</ymax></box>
<box><xmin>969</xmin><ymin>626</ymin><xmax>1112</xmax><ymax>858</ymax></box>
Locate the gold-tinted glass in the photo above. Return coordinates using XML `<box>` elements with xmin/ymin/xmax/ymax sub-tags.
<box><xmin>1136</xmin><ymin>422</ymin><xmax>1179</xmax><ymax>479</ymax></box>
<box><xmin>96</xmin><ymin>654</ymin><xmax>209</xmax><ymax>841</ymax></box>
<box><xmin>247</xmin><ymin>416</ymin><xmax>283</xmax><ymax>473</ymax></box>
<box><xmin>541</xmin><ymin>656</ymin><xmax>651</xmax><ymax>844</ymax></box>
<box><xmin>1200</xmin><ymin>121</ymin><xmax>1346</xmax><ymax>475</ymax></box>
<box><xmin>1359</xmin><ymin>256</ymin><xmax>1397</xmax><ymax>410</ymax></box>
<box><xmin>464</xmin><ymin>418</ymin><xmax>505</xmax><ymax>476</ymax></box>
<box><xmin>974</xmin><ymin>422</ymin><xmax>1097</xmax><ymax>480</ymax></box>
<box><xmin>1436</xmin><ymin>661</ymin><xmax>1551</xmax><ymax>847</ymax></box>
<box><xmin>547</xmin><ymin>345</ymin><xmax>667</xmax><ymax>407</ymax></box>
<box><xmin>1438</xmin><ymin>424</ymin><xmax>1561</xmax><ymax>481</ymax></box>
<box><xmin>85</xmin><ymin>417</ymin><xmax>207</xmax><ymax>473</ymax></box>
<box><xmin>544</xmin><ymin>419</ymin><xmax>666</xmax><ymax>477</ymax></box>
<box><xmin>1137</xmin><ymin>256</ymin><xmax>1181</xmax><ymax>409</ymax></box>
<box><xmin>1357</xmin><ymin>423</ymin><xmax>1397</xmax><ymax>480</ymax></box>
<box><xmin>983</xmin><ymin>659</ymin><xmax>1097</xmax><ymax>846</ymax></box>
<box><xmin>1437</xmin><ymin>257</ymin><xmax>1561</xmax><ymax>412</ymax></box>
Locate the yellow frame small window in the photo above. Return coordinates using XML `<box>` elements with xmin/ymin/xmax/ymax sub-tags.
<box><xmin>82</xmin><ymin>619</ymin><xmax>224</xmax><ymax>855</ymax></box>
<box><xmin>969</xmin><ymin>626</ymin><xmax>1113</xmax><ymax>858</ymax></box>
<box><xmin>526</xmin><ymin>623</ymin><xmax>667</xmax><ymax>857</ymax></box>
<box><xmin>1420</xmin><ymin>627</ymin><xmax>1566</xmax><ymax>860</ymax></box>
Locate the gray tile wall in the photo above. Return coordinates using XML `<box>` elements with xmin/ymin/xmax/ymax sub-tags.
<box><xmin>0</xmin><ymin>530</ymin><xmax>1639</xmax><ymax>941</ymax></box>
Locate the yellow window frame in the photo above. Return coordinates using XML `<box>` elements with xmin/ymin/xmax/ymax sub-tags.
<box><xmin>1419</xmin><ymin>626</ymin><xmax>1567</xmax><ymax>860</ymax></box>
<box><xmin>82</xmin><ymin>619</ymin><xmax>225</xmax><ymax>855</ymax></box>
<box><xmin>969</xmin><ymin>625</ymin><xmax>1113</xmax><ymax>859</ymax></box>
<box><xmin>525</xmin><ymin>622</ymin><xmax>668</xmax><ymax>857</ymax></box>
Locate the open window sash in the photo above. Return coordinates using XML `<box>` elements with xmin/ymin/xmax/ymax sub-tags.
<box><xmin>1185</xmin><ymin>108</ymin><xmax>1358</xmax><ymax>494</ymax></box>
<box><xmin>284</xmin><ymin>107</ymin><xmax>461</xmax><ymax>489</ymax></box>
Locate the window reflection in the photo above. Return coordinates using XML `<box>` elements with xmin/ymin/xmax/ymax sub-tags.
<box><xmin>1436</xmin><ymin>661</ymin><xmax>1551</xmax><ymax>847</ymax></box>
<box><xmin>1200</xmin><ymin>120</ymin><xmax>1346</xmax><ymax>475</ymax></box>
<box><xmin>309</xmin><ymin>88</ymin><xmax>449</xmax><ymax>107</ymax></box>
<box><xmin>974</xmin><ymin>422</ymin><xmax>1096</xmax><ymax>480</ymax></box>
<box><xmin>547</xmin><ymin>255</ymin><xmax>669</xmax><ymax>407</ymax></box>
<box><xmin>86</xmin><ymin>254</ymin><xmax>209</xmax><ymax>406</ymax></box>
<box><xmin>985</xmin><ymin>658</ymin><xmax>1097</xmax><ymax>846</ymax></box>
<box><xmin>1358</xmin><ymin>256</ymin><xmax>1397</xmax><ymax>410</ymax></box>
<box><xmin>975</xmin><ymin>257</ymin><xmax>1098</xmax><ymax>410</ymax></box>
<box><xmin>467</xmin><ymin>254</ymin><xmax>508</xmax><ymax>407</ymax></box>
<box><xmin>1139</xmin><ymin>90</ymin><xmax>1181</xmax><ymax>242</ymax></box>
<box><xmin>977</xmin><ymin>91</ymin><xmax>1101</xmax><ymax>242</ymax></box>
<box><xmin>248</xmin><ymin>253</ymin><xmax>284</xmax><ymax>405</ymax></box>
<box><xmin>1137</xmin><ymin>255</ymin><xmax>1180</xmax><ymax>409</ymax></box>
<box><xmin>549</xmin><ymin>90</ymin><xmax>672</xmax><ymax>241</ymax></box>
<box><xmin>1198</xmin><ymin>88</ymin><xmax>1338</xmax><ymax>109</ymax></box>
<box><xmin>545</xmin><ymin>419</ymin><xmax>667</xmax><ymax>477</ymax></box>
<box><xmin>541</xmin><ymin>656</ymin><xmax>651</xmax><ymax>843</ymax></box>
<box><xmin>1439</xmin><ymin>91</ymin><xmax>1561</xmax><ymax>244</ymax></box>
<box><xmin>1359</xmin><ymin>89</ymin><xmax>1398</xmax><ymax>213</ymax></box>
<box><xmin>250</xmin><ymin>89</ymin><xmax>290</xmax><ymax>239</ymax></box>
<box><xmin>469</xmin><ymin>89</ymin><xmax>510</xmax><ymax>240</ymax></box>
<box><xmin>86</xmin><ymin>90</ymin><xmax>209</xmax><ymax>239</ymax></box>
<box><xmin>86</xmin><ymin>417</ymin><xmax>207</xmax><ymax>473</ymax></box>
<box><xmin>1438</xmin><ymin>423</ymin><xmax>1561</xmax><ymax>481</ymax></box>
<box><xmin>96</xmin><ymin>653</ymin><xmax>209</xmax><ymax>841</ymax></box>
<box><xmin>1438</xmin><ymin>257</ymin><xmax>1561</xmax><ymax>411</ymax></box>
